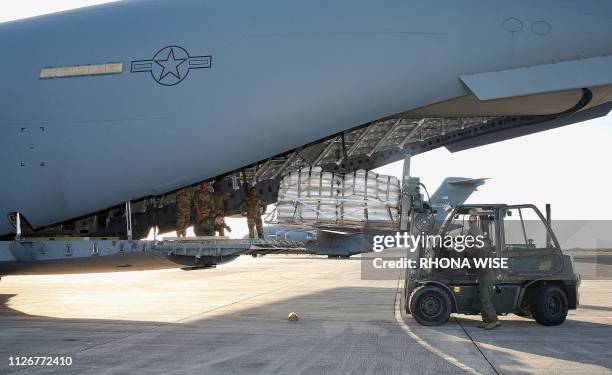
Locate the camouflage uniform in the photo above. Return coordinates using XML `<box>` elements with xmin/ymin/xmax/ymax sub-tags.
<box><xmin>212</xmin><ymin>191</ymin><xmax>228</xmax><ymax>236</ymax></box>
<box><xmin>193</xmin><ymin>187</ymin><xmax>215</xmax><ymax>237</ymax></box>
<box><xmin>468</xmin><ymin>222</ymin><xmax>498</xmax><ymax>324</ymax></box>
<box><xmin>240</xmin><ymin>194</ymin><xmax>267</xmax><ymax>239</ymax></box>
<box><xmin>175</xmin><ymin>186</ymin><xmax>194</xmax><ymax>237</ymax></box>
<box><xmin>477</xmin><ymin>256</ymin><xmax>498</xmax><ymax>324</ymax></box>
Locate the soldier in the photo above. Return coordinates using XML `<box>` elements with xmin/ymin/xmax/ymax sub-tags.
<box><xmin>192</xmin><ymin>181</ymin><xmax>215</xmax><ymax>237</ymax></box>
<box><xmin>212</xmin><ymin>182</ymin><xmax>229</xmax><ymax>236</ymax></box>
<box><xmin>240</xmin><ymin>187</ymin><xmax>267</xmax><ymax>239</ymax></box>
<box><xmin>467</xmin><ymin>211</ymin><xmax>500</xmax><ymax>330</ymax></box>
<box><xmin>214</xmin><ymin>214</ymin><xmax>232</xmax><ymax>236</ymax></box>
<box><xmin>175</xmin><ymin>186</ymin><xmax>195</xmax><ymax>237</ymax></box>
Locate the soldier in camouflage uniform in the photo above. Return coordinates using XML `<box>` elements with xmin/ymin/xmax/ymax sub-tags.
<box><xmin>240</xmin><ymin>187</ymin><xmax>267</xmax><ymax>239</ymax></box>
<box><xmin>192</xmin><ymin>181</ymin><xmax>215</xmax><ymax>237</ymax></box>
<box><xmin>175</xmin><ymin>186</ymin><xmax>195</xmax><ymax>237</ymax></box>
<box><xmin>212</xmin><ymin>182</ymin><xmax>230</xmax><ymax>236</ymax></box>
<box><xmin>467</xmin><ymin>211</ymin><xmax>500</xmax><ymax>330</ymax></box>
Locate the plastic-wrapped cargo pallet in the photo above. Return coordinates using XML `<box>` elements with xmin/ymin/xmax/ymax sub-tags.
<box><xmin>342</xmin><ymin>170</ymin><xmax>400</xmax><ymax>222</ymax></box>
<box><xmin>275</xmin><ymin>168</ymin><xmax>400</xmax><ymax>225</ymax></box>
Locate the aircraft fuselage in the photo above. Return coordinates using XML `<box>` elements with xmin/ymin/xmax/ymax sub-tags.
<box><xmin>1</xmin><ymin>0</ymin><xmax>612</xmax><ymax>236</ymax></box>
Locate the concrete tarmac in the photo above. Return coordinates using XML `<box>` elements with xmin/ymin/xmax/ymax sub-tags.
<box><xmin>0</xmin><ymin>256</ymin><xmax>610</xmax><ymax>375</ymax></box>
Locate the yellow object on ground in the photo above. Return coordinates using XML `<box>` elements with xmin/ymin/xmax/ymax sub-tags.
<box><xmin>288</xmin><ymin>312</ymin><xmax>299</xmax><ymax>321</ymax></box>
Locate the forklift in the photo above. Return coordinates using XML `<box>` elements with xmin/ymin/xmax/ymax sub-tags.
<box><xmin>404</xmin><ymin>203</ymin><xmax>580</xmax><ymax>327</ymax></box>
<box><xmin>398</xmin><ymin>154</ymin><xmax>580</xmax><ymax>327</ymax></box>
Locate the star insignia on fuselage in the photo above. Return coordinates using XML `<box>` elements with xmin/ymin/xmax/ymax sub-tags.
<box><xmin>155</xmin><ymin>48</ymin><xmax>187</xmax><ymax>81</ymax></box>
<box><xmin>131</xmin><ymin>46</ymin><xmax>212</xmax><ymax>86</ymax></box>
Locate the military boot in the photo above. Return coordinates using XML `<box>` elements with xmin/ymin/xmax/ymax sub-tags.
<box><xmin>484</xmin><ymin>320</ymin><xmax>501</xmax><ymax>330</ymax></box>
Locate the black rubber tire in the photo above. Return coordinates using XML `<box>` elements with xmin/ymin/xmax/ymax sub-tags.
<box><xmin>409</xmin><ymin>285</ymin><xmax>452</xmax><ymax>326</ymax></box>
<box><xmin>530</xmin><ymin>284</ymin><xmax>568</xmax><ymax>326</ymax></box>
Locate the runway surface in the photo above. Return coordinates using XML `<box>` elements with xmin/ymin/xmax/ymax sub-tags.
<box><xmin>0</xmin><ymin>256</ymin><xmax>610</xmax><ymax>374</ymax></box>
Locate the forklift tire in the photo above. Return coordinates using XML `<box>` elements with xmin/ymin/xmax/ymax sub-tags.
<box><xmin>530</xmin><ymin>284</ymin><xmax>568</xmax><ymax>326</ymax></box>
<box><xmin>409</xmin><ymin>285</ymin><xmax>452</xmax><ymax>326</ymax></box>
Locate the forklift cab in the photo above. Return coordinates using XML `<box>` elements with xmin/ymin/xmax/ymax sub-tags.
<box><xmin>406</xmin><ymin>204</ymin><xmax>580</xmax><ymax>326</ymax></box>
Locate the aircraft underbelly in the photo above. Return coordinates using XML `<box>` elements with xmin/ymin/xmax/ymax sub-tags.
<box><xmin>0</xmin><ymin>253</ymin><xmax>180</xmax><ymax>276</ymax></box>
<box><xmin>1</xmin><ymin>0</ymin><xmax>612</xmax><ymax>234</ymax></box>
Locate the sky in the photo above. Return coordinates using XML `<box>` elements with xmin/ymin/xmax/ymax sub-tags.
<box><xmin>376</xmin><ymin>116</ymin><xmax>612</xmax><ymax>220</ymax></box>
<box><xmin>2</xmin><ymin>1</ymin><xmax>611</xmax><ymax>239</ymax></box>
<box><xmin>0</xmin><ymin>0</ymin><xmax>114</xmax><ymax>23</ymax></box>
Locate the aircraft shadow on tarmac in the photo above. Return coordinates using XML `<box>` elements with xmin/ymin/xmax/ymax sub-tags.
<box><xmin>0</xmin><ymin>294</ymin><xmax>17</xmax><ymax>316</ymax></box>
<box><xmin>1</xmin><ymin>287</ymin><xmax>611</xmax><ymax>374</ymax></box>
<box><xmin>0</xmin><ymin>287</ymin><xmax>448</xmax><ymax>375</ymax></box>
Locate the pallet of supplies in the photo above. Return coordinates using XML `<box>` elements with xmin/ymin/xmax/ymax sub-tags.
<box><xmin>272</xmin><ymin>168</ymin><xmax>400</xmax><ymax>225</ymax></box>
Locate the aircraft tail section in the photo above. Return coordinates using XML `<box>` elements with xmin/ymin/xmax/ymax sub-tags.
<box><xmin>429</xmin><ymin>177</ymin><xmax>488</xmax><ymax>228</ymax></box>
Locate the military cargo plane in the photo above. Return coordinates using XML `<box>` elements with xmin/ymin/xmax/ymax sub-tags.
<box><xmin>1</xmin><ymin>0</ymin><xmax>612</xmax><ymax>274</ymax></box>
